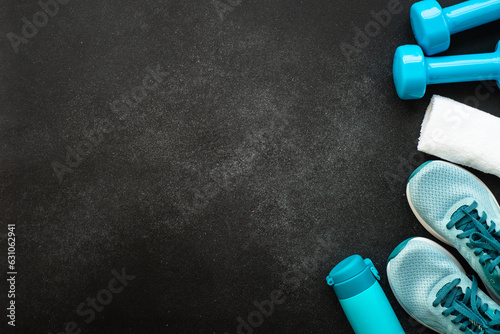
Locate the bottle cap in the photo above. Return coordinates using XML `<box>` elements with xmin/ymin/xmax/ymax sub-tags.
<box><xmin>326</xmin><ymin>255</ymin><xmax>380</xmax><ymax>300</ymax></box>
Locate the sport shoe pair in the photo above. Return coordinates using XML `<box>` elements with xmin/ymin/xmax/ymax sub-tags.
<box><xmin>388</xmin><ymin>160</ymin><xmax>500</xmax><ymax>333</ymax></box>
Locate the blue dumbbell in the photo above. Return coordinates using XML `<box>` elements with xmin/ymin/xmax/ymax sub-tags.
<box><xmin>393</xmin><ymin>41</ymin><xmax>500</xmax><ymax>100</ymax></box>
<box><xmin>411</xmin><ymin>0</ymin><xmax>500</xmax><ymax>55</ymax></box>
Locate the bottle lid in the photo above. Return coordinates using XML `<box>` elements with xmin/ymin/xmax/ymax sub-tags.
<box><xmin>326</xmin><ymin>255</ymin><xmax>380</xmax><ymax>299</ymax></box>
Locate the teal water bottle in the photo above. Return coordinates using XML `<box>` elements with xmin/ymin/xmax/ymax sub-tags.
<box><xmin>326</xmin><ymin>255</ymin><xmax>405</xmax><ymax>334</ymax></box>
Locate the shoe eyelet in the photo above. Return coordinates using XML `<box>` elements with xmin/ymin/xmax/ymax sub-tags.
<box><xmin>491</xmin><ymin>279</ymin><xmax>496</xmax><ymax>284</ymax></box>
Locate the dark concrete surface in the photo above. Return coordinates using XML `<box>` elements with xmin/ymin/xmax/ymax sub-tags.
<box><xmin>2</xmin><ymin>0</ymin><xmax>500</xmax><ymax>333</ymax></box>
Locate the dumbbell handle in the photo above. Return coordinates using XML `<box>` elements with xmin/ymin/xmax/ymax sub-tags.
<box><xmin>445</xmin><ymin>0</ymin><xmax>500</xmax><ymax>34</ymax></box>
<box><xmin>426</xmin><ymin>51</ymin><xmax>500</xmax><ymax>84</ymax></box>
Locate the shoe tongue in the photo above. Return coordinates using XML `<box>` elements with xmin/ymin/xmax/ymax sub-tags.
<box><xmin>436</xmin><ymin>281</ymin><xmax>464</xmax><ymax>307</ymax></box>
<box><xmin>433</xmin><ymin>274</ymin><xmax>463</xmax><ymax>294</ymax></box>
<box><xmin>451</xmin><ymin>205</ymin><xmax>470</xmax><ymax>220</ymax></box>
<box><xmin>436</xmin><ymin>280</ymin><xmax>458</xmax><ymax>296</ymax></box>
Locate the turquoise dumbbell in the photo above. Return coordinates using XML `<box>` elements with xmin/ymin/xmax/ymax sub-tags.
<box><xmin>411</xmin><ymin>0</ymin><xmax>500</xmax><ymax>55</ymax></box>
<box><xmin>393</xmin><ymin>41</ymin><xmax>500</xmax><ymax>100</ymax></box>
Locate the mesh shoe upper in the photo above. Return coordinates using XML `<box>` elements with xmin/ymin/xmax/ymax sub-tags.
<box><xmin>387</xmin><ymin>237</ymin><xmax>500</xmax><ymax>333</ymax></box>
<box><xmin>407</xmin><ymin>161</ymin><xmax>497</xmax><ymax>232</ymax></box>
<box><xmin>407</xmin><ymin>161</ymin><xmax>500</xmax><ymax>302</ymax></box>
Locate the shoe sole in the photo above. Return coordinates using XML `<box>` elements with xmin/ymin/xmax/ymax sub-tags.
<box><xmin>387</xmin><ymin>237</ymin><xmax>465</xmax><ymax>334</ymax></box>
<box><xmin>406</xmin><ymin>161</ymin><xmax>500</xmax><ymax>303</ymax></box>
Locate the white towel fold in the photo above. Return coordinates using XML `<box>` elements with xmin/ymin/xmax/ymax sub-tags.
<box><xmin>418</xmin><ymin>95</ymin><xmax>500</xmax><ymax>178</ymax></box>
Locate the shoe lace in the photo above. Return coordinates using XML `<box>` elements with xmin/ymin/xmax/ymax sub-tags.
<box><xmin>433</xmin><ymin>276</ymin><xmax>500</xmax><ymax>333</ymax></box>
<box><xmin>447</xmin><ymin>201</ymin><xmax>500</xmax><ymax>274</ymax></box>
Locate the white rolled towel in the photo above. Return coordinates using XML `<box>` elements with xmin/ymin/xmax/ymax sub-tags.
<box><xmin>418</xmin><ymin>95</ymin><xmax>500</xmax><ymax>178</ymax></box>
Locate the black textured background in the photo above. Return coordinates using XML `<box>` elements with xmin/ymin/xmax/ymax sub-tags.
<box><xmin>2</xmin><ymin>0</ymin><xmax>500</xmax><ymax>333</ymax></box>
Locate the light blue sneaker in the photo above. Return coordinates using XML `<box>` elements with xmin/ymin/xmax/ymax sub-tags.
<box><xmin>387</xmin><ymin>237</ymin><xmax>500</xmax><ymax>333</ymax></box>
<box><xmin>407</xmin><ymin>160</ymin><xmax>500</xmax><ymax>303</ymax></box>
